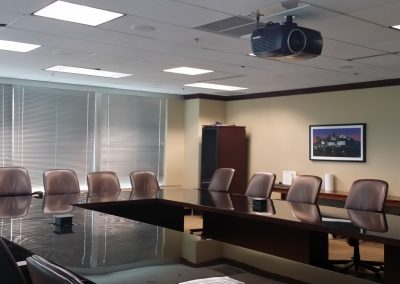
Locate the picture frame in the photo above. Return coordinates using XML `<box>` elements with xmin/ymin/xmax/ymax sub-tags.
<box><xmin>309</xmin><ymin>123</ymin><xmax>366</xmax><ymax>162</ymax></box>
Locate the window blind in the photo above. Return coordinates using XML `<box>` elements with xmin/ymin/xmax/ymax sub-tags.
<box><xmin>0</xmin><ymin>83</ymin><xmax>166</xmax><ymax>190</ymax></box>
<box><xmin>100</xmin><ymin>94</ymin><xmax>166</xmax><ymax>187</ymax></box>
<box><xmin>6</xmin><ymin>86</ymin><xmax>95</xmax><ymax>188</ymax></box>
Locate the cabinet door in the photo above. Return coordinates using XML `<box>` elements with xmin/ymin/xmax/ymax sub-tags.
<box><xmin>200</xmin><ymin>127</ymin><xmax>218</xmax><ymax>188</ymax></box>
<box><xmin>218</xmin><ymin>127</ymin><xmax>246</xmax><ymax>193</ymax></box>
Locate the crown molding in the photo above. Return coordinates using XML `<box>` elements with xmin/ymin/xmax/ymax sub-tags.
<box><xmin>183</xmin><ymin>78</ymin><xmax>400</xmax><ymax>101</ymax></box>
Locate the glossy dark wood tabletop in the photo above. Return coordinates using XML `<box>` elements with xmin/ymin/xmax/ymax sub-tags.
<box><xmin>0</xmin><ymin>192</ymin><xmax>297</xmax><ymax>283</ymax></box>
<box><xmin>79</xmin><ymin>188</ymin><xmax>400</xmax><ymax>246</ymax></box>
<box><xmin>2</xmin><ymin>188</ymin><xmax>400</xmax><ymax>283</ymax></box>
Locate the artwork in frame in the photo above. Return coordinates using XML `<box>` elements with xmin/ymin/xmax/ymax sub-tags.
<box><xmin>309</xmin><ymin>123</ymin><xmax>366</xmax><ymax>162</ymax></box>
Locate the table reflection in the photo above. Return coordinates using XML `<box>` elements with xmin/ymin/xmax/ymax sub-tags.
<box><xmin>347</xmin><ymin>209</ymin><xmax>388</xmax><ymax>233</ymax></box>
<box><xmin>198</xmin><ymin>190</ymin><xmax>234</xmax><ymax>209</ymax></box>
<box><xmin>86</xmin><ymin>191</ymin><xmax>121</xmax><ymax>203</ymax></box>
<box><xmin>288</xmin><ymin>202</ymin><xmax>321</xmax><ymax>224</ymax></box>
<box><xmin>42</xmin><ymin>194</ymin><xmax>80</xmax><ymax>214</ymax></box>
<box><xmin>0</xmin><ymin>196</ymin><xmax>32</xmax><ymax>218</ymax></box>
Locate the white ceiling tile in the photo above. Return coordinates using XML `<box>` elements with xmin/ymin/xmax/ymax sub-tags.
<box><xmin>0</xmin><ymin>0</ymin><xmax>398</xmax><ymax>95</ymax></box>
<box><xmin>0</xmin><ymin>10</ymin><xmax>24</xmax><ymax>25</ymax></box>
<box><xmin>355</xmin><ymin>54</ymin><xmax>400</xmax><ymax>71</ymax></box>
<box><xmin>368</xmin><ymin>39</ymin><xmax>400</xmax><ymax>53</ymax></box>
<box><xmin>68</xmin><ymin>0</ymin><xmax>172</xmax><ymax>17</ymax></box>
<box><xmin>133</xmin><ymin>1</ymin><xmax>230</xmax><ymax>28</ymax></box>
<box><xmin>0</xmin><ymin>28</ymin><xmax>60</xmax><ymax>46</ymax></box>
<box><xmin>311</xmin><ymin>15</ymin><xmax>399</xmax><ymax>46</ymax></box>
<box><xmin>0</xmin><ymin>0</ymin><xmax>54</xmax><ymax>14</ymax></box>
<box><xmin>102</xmin><ymin>15</ymin><xmax>251</xmax><ymax>55</ymax></box>
<box><xmin>351</xmin><ymin>2</ymin><xmax>400</xmax><ymax>27</ymax></box>
<box><xmin>321</xmin><ymin>39</ymin><xmax>383</xmax><ymax>59</ymax></box>
<box><xmin>177</xmin><ymin>0</ymin><xmax>282</xmax><ymax>16</ymax></box>
<box><xmin>302</xmin><ymin>0</ymin><xmax>399</xmax><ymax>14</ymax></box>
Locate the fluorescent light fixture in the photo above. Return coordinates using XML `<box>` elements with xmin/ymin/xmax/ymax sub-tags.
<box><xmin>34</xmin><ymin>1</ymin><xmax>124</xmax><ymax>26</ymax></box>
<box><xmin>0</xmin><ymin>40</ymin><xmax>41</xmax><ymax>52</ymax></box>
<box><xmin>391</xmin><ymin>25</ymin><xmax>400</xmax><ymax>30</ymax></box>
<box><xmin>163</xmin><ymin>67</ymin><xmax>214</xmax><ymax>75</ymax></box>
<box><xmin>184</xmin><ymin>82</ymin><xmax>247</xmax><ymax>91</ymax></box>
<box><xmin>45</xmin><ymin>65</ymin><xmax>132</xmax><ymax>78</ymax></box>
<box><xmin>248</xmin><ymin>53</ymin><xmax>256</xmax><ymax>57</ymax></box>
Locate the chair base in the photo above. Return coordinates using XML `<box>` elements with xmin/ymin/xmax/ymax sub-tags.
<box><xmin>331</xmin><ymin>259</ymin><xmax>383</xmax><ymax>278</ymax></box>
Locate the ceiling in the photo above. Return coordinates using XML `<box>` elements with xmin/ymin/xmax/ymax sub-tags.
<box><xmin>1</xmin><ymin>0</ymin><xmax>400</xmax><ymax>96</ymax></box>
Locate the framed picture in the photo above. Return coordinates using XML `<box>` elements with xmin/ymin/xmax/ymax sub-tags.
<box><xmin>309</xmin><ymin>123</ymin><xmax>366</xmax><ymax>162</ymax></box>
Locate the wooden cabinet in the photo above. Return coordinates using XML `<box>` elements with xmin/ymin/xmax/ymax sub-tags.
<box><xmin>200</xmin><ymin>126</ymin><xmax>247</xmax><ymax>194</ymax></box>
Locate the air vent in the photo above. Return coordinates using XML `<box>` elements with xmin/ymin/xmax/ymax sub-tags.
<box><xmin>195</xmin><ymin>16</ymin><xmax>262</xmax><ymax>38</ymax></box>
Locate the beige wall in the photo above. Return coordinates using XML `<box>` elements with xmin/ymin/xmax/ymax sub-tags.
<box><xmin>182</xmin><ymin>99</ymin><xmax>226</xmax><ymax>188</ymax></box>
<box><xmin>183</xmin><ymin>99</ymin><xmax>201</xmax><ymax>187</ymax></box>
<box><xmin>199</xmin><ymin>99</ymin><xmax>226</xmax><ymax>126</ymax></box>
<box><xmin>164</xmin><ymin>99</ymin><xmax>185</xmax><ymax>186</ymax></box>
<box><xmin>226</xmin><ymin>86</ymin><xmax>400</xmax><ymax>196</ymax></box>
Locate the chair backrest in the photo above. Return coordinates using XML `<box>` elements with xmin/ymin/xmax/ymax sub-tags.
<box><xmin>43</xmin><ymin>169</ymin><xmax>80</xmax><ymax>195</ymax></box>
<box><xmin>345</xmin><ymin>179</ymin><xmax>388</xmax><ymax>212</ymax></box>
<box><xmin>130</xmin><ymin>171</ymin><xmax>159</xmax><ymax>197</ymax></box>
<box><xmin>87</xmin><ymin>171</ymin><xmax>121</xmax><ymax>196</ymax></box>
<box><xmin>245</xmin><ymin>172</ymin><xmax>276</xmax><ymax>198</ymax></box>
<box><xmin>0</xmin><ymin>237</ymin><xmax>27</xmax><ymax>284</ymax></box>
<box><xmin>0</xmin><ymin>167</ymin><xmax>31</xmax><ymax>197</ymax></box>
<box><xmin>207</xmin><ymin>168</ymin><xmax>235</xmax><ymax>192</ymax></box>
<box><xmin>27</xmin><ymin>254</ymin><xmax>83</xmax><ymax>284</ymax></box>
<box><xmin>286</xmin><ymin>175</ymin><xmax>322</xmax><ymax>204</ymax></box>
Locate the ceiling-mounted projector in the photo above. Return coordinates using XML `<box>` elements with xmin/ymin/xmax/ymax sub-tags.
<box><xmin>251</xmin><ymin>16</ymin><xmax>322</xmax><ymax>59</ymax></box>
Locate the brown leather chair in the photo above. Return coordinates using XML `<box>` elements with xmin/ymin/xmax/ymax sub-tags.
<box><xmin>0</xmin><ymin>237</ymin><xmax>27</xmax><ymax>284</ymax></box>
<box><xmin>27</xmin><ymin>254</ymin><xmax>83</xmax><ymax>284</ymax></box>
<box><xmin>345</xmin><ymin>179</ymin><xmax>388</xmax><ymax>212</ymax></box>
<box><xmin>0</xmin><ymin>167</ymin><xmax>31</xmax><ymax>196</ymax></box>
<box><xmin>43</xmin><ymin>169</ymin><xmax>80</xmax><ymax>195</ymax></box>
<box><xmin>190</xmin><ymin>168</ymin><xmax>234</xmax><ymax>235</ymax></box>
<box><xmin>245</xmin><ymin>172</ymin><xmax>276</xmax><ymax>198</ymax></box>
<box><xmin>87</xmin><ymin>171</ymin><xmax>121</xmax><ymax>197</ymax></box>
<box><xmin>337</xmin><ymin>179</ymin><xmax>388</xmax><ymax>275</ymax></box>
<box><xmin>286</xmin><ymin>175</ymin><xmax>322</xmax><ymax>204</ymax></box>
<box><xmin>129</xmin><ymin>171</ymin><xmax>159</xmax><ymax>198</ymax></box>
<box><xmin>207</xmin><ymin>168</ymin><xmax>235</xmax><ymax>192</ymax></box>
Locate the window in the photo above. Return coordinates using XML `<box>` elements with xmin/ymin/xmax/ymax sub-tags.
<box><xmin>100</xmin><ymin>94</ymin><xmax>166</xmax><ymax>187</ymax></box>
<box><xmin>0</xmin><ymin>83</ymin><xmax>166</xmax><ymax>189</ymax></box>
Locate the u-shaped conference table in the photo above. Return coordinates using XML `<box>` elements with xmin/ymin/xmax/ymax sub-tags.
<box><xmin>1</xmin><ymin>188</ymin><xmax>400</xmax><ymax>283</ymax></box>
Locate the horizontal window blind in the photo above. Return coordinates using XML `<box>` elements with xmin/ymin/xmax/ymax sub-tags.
<box><xmin>0</xmin><ymin>83</ymin><xmax>166</xmax><ymax>190</ymax></box>
<box><xmin>2</xmin><ymin>86</ymin><xmax>95</xmax><ymax>188</ymax></box>
<box><xmin>100</xmin><ymin>94</ymin><xmax>165</xmax><ymax>187</ymax></box>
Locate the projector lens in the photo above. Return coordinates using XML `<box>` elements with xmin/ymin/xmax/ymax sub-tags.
<box><xmin>287</xmin><ymin>29</ymin><xmax>306</xmax><ymax>53</ymax></box>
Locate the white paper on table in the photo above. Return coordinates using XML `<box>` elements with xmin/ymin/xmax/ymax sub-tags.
<box><xmin>179</xmin><ymin>276</ymin><xmax>245</xmax><ymax>284</ymax></box>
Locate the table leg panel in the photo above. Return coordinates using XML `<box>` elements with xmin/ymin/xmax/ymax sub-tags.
<box><xmin>384</xmin><ymin>245</ymin><xmax>400</xmax><ymax>284</ymax></box>
<box><xmin>203</xmin><ymin>212</ymin><xmax>328</xmax><ymax>267</ymax></box>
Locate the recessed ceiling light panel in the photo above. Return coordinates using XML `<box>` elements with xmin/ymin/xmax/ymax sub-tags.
<box><xmin>163</xmin><ymin>67</ymin><xmax>214</xmax><ymax>75</ymax></box>
<box><xmin>45</xmin><ymin>65</ymin><xmax>132</xmax><ymax>78</ymax></box>
<box><xmin>184</xmin><ymin>82</ymin><xmax>247</xmax><ymax>91</ymax></box>
<box><xmin>34</xmin><ymin>1</ymin><xmax>124</xmax><ymax>26</ymax></box>
<box><xmin>391</xmin><ymin>25</ymin><xmax>400</xmax><ymax>30</ymax></box>
<box><xmin>0</xmin><ymin>40</ymin><xmax>41</xmax><ymax>52</ymax></box>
